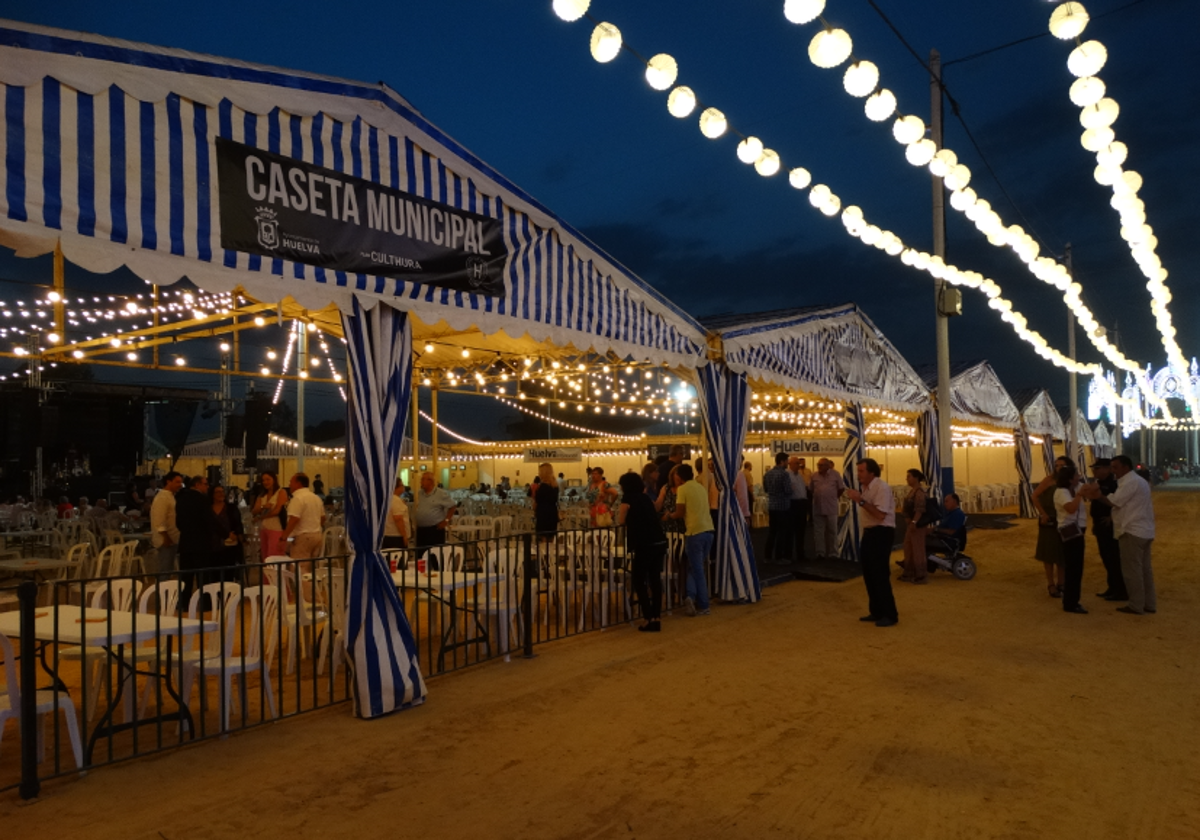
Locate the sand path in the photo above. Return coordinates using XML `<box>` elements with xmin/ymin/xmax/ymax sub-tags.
<box><xmin>5</xmin><ymin>483</ymin><xmax>1198</xmax><ymax>839</ymax></box>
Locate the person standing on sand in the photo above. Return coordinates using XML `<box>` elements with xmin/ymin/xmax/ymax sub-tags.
<box><xmin>1081</xmin><ymin>454</ymin><xmax>1156</xmax><ymax>616</ymax></box>
<box><xmin>844</xmin><ymin>458</ymin><xmax>898</xmax><ymax>628</ymax></box>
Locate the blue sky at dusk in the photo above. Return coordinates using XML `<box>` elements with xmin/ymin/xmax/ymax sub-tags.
<box><xmin>1</xmin><ymin>0</ymin><xmax>1197</xmax><ymax>435</ymax></box>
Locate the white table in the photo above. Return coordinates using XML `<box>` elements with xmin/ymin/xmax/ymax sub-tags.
<box><xmin>392</xmin><ymin>570</ymin><xmax>503</xmax><ymax>670</ymax></box>
<box><xmin>0</xmin><ymin>557</ymin><xmax>76</xmax><ymax>573</ymax></box>
<box><xmin>0</xmin><ymin>607</ymin><xmax>217</xmax><ymax>763</ymax></box>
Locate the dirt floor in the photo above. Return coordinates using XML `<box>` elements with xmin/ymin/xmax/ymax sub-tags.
<box><xmin>5</xmin><ymin>482</ymin><xmax>1199</xmax><ymax>839</ymax></box>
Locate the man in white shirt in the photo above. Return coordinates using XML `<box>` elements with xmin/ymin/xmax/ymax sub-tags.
<box><xmin>382</xmin><ymin>479</ymin><xmax>410</xmax><ymax>549</ymax></box>
<box><xmin>150</xmin><ymin>471</ymin><xmax>184</xmax><ymax>572</ymax></box>
<box><xmin>845</xmin><ymin>458</ymin><xmax>898</xmax><ymax>627</ymax></box>
<box><xmin>281</xmin><ymin>472</ymin><xmax>326</xmax><ymax>559</ymax></box>
<box><xmin>1083</xmin><ymin>454</ymin><xmax>1156</xmax><ymax>615</ymax></box>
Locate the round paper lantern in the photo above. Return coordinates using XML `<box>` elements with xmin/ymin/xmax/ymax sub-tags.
<box><xmin>737</xmin><ymin>136</ymin><xmax>765</xmax><ymax>163</ymax></box>
<box><xmin>949</xmin><ymin>188</ymin><xmax>977</xmax><ymax>211</ymax></box>
<box><xmin>819</xmin><ymin>194</ymin><xmax>841</xmax><ymax>216</ymax></box>
<box><xmin>1080</xmin><ymin>126</ymin><xmax>1114</xmax><ymax>151</ymax></box>
<box><xmin>1079</xmin><ymin>97</ymin><xmax>1119</xmax><ymax>129</ymax></box>
<box><xmin>808</xmin><ymin>183</ymin><xmax>832</xmax><ymax>208</ymax></box>
<box><xmin>905</xmin><ymin>138</ymin><xmax>937</xmax><ymax>166</ymax></box>
<box><xmin>864</xmin><ymin>88</ymin><xmax>896</xmax><ymax>122</ymax></box>
<box><xmin>590</xmin><ymin>22</ymin><xmax>622</xmax><ymax>63</ymax></box>
<box><xmin>892</xmin><ymin>114</ymin><xmax>925</xmax><ymax>145</ymax></box>
<box><xmin>1067</xmin><ymin>40</ymin><xmax>1107</xmax><ymax>77</ymax></box>
<box><xmin>808</xmin><ymin>28</ymin><xmax>853</xmax><ymax>69</ymax></box>
<box><xmin>646</xmin><ymin>54</ymin><xmax>678</xmax><ymax>91</ymax></box>
<box><xmin>755</xmin><ymin>149</ymin><xmax>782</xmax><ymax>176</ymax></box>
<box><xmin>860</xmin><ymin>225</ymin><xmax>881</xmax><ymax>246</ymax></box>
<box><xmin>842</xmin><ymin>205</ymin><xmax>864</xmax><ymax>222</ymax></box>
<box><xmin>789</xmin><ymin>167</ymin><xmax>812</xmax><ymax>189</ymax></box>
<box><xmin>667</xmin><ymin>86</ymin><xmax>696</xmax><ymax>118</ymax></box>
<box><xmin>784</xmin><ymin>0</ymin><xmax>826</xmax><ymax>25</ymax></box>
<box><xmin>1049</xmin><ymin>2</ymin><xmax>1089</xmax><ymax>39</ymax></box>
<box><xmin>1096</xmin><ymin>140</ymin><xmax>1127</xmax><ymax>168</ymax></box>
<box><xmin>884</xmin><ymin>237</ymin><xmax>903</xmax><ymax>256</ymax></box>
<box><xmin>1093</xmin><ymin>164</ymin><xmax>1119</xmax><ymax>186</ymax></box>
<box><xmin>553</xmin><ymin>0</ymin><xmax>590</xmax><ymax>22</ymax></box>
<box><xmin>699</xmin><ymin>107</ymin><xmax>727</xmax><ymax>139</ymax></box>
<box><xmin>1120</xmin><ymin>169</ymin><xmax>1143</xmax><ymax>194</ymax></box>
<box><xmin>1069</xmin><ymin>76</ymin><xmax>1105</xmax><ymax>107</ymax></box>
<box><xmin>928</xmin><ymin>148</ymin><xmax>958</xmax><ymax>177</ymax></box>
<box><xmin>842</xmin><ymin>60</ymin><xmax>879</xmax><ymax>97</ymax></box>
<box><xmin>944</xmin><ymin>163</ymin><xmax>972</xmax><ymax>192</ymax></box>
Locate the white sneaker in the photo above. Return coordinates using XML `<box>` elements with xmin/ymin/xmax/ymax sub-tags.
<box><xmin>684</xmin><ymin>597</ymin><xmax>697</xmax><ymax>617</ymax></box>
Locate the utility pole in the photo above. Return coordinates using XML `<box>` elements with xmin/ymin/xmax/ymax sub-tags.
<box><xmin>931</xmin><ymin>49</ymin><xmax>955</xmax><ymax>494</ymax></box>
<box><xmin>1065</xmin><ymin>244</ymin><xmax>1078</xmax><ymax>471</ymax></box>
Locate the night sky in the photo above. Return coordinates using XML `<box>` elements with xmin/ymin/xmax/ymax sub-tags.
<box><xmin>2</xmin><ymin>0</ymin><xmax>1197</xmax><ymax>435</ymax></box>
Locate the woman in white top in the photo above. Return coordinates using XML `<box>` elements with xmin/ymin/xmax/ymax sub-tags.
<box><xmin>1053</xmin><ymin>465</ymin><xmax>1089</xmax><ymax>614</ymax></box>
<box><xmin>252</xmin><ymin>471</ymin><xmax>288</xmax><ymax>560</ymax></box>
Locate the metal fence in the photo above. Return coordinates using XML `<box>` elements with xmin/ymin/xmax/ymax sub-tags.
<box><xmin>1</xmin><ymin>526</ymin><xmax>707</xmax><ymax>798</ymax></box>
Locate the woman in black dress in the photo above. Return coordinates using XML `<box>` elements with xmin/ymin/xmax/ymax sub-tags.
<box><xmin>618</xmin><ymin>472</ymin><xmax>667</xmax><ymax>632</ymax></box>
<box><xmin>532</xmin><ymin>462</ymin><xmax>560</xmax><ymax>538</ymax></box>
<box><xmin>210</xmin><ymin>484</ymin><xmax>246</xmax><ymax>577</ymax></box>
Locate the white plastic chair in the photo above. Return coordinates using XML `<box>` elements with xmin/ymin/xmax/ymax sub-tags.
<box><xmin>0</xmin><ymin>632</ymin><xmax>84</xmax><ymax>770</ymax></box>
<box><xmin>316</xmin><ymin>573</ymin><xmax>345</xmax><ymax>677</ymax></box>
<box><xmin>321</xmin><ymin>526</ymin><xmax>347</xmax><ymax>557</ymax></box>
<box><xmin>262</xmin><ymin>564</ymin><xmax>327</xmax><ymax>675</ymax></box>
<box><xmin>133</xmin><ymin>580</ymin><xmax>184</xmax><ymax>717</ymax></box>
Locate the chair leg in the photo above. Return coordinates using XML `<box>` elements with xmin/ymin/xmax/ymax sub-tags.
<box><xmin>62</xmin><ymin>703</ymin><xmax>84</xmax><ymax>770</ymax></box>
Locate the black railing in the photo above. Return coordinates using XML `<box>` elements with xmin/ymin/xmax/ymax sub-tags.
<box><xmin>1</xmin><ymin>524</ymin><xmax>718</xmax><ymax>797</ymax></box>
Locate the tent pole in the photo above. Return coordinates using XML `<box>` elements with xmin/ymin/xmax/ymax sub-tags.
<box><xmin>297</xmin><ymin>322</ymin><xmax>306</xmax><ymax>472</ymax></box>
<box><xmin>53</xmin><ymin>241</ymin><xmax>65</xmax><ymax>337</ymax></box>
<box><xmin>410</xmin><ymin>374</ymin><xmax>420</xmax><ymax>518</ymax></box>
<box><xmin>431</xmin><ymin>382</ymin><xmax>440</xmax><ymax>486</ymax></box>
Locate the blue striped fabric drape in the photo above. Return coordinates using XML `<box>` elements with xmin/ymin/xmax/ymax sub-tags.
<box><xmin>916</xmin><ymin>407</ymin><xmax>942</xmax><ymax>504</ymax></box>
<box><xmin>341</xmin><ymin>299</ymin><xmax>426</xmax><ymax>718</ymax></box>
<box><xmin>696</xmin><ymin>364</ymin><xmax>761</xmax><ymax>603</ymax></box>
<box><xmin>1014</xmin><ymin>426</ymin><xmax>1037</xmax><ymax>518</ymax></box>
<box><xmin>1041</xmin><ymin>435</ymin><xmax>1057</xmax><ymax>478</ymax></box>
<box><xmin>838</xmin><ymin>402</ymin><xmax>866</xmax><ymax>561</ymax></box>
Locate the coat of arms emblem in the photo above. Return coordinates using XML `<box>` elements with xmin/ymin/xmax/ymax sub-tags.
<box><xmin>255</xmin><ymin>206</ymin><xmax>279</xmax><ymax>250</ymax></box>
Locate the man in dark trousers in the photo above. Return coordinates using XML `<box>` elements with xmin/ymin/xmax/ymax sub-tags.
<box><xmin>175</xmin><ymin>474</ymin><xmax>223</xmax><ymax>604</ymax></box>
<box><xmin>1090</xmin><ymin>459</ymin><xmax>1127</xmax><ymax>601</ymax></box>
<box><xmin>844</xmin><ymin>458</ymin><xmax>899</xmax><ymax>627</ymax></box>
<box><xmin>763</xmin><ymin>452</ymin><xmax>793</xmax><ymax>563</ymax></box>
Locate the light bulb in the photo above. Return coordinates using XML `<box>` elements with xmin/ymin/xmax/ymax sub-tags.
<box><xmin>667</xmin><ymin>86</ymin><xmax>696</xmax><ymax>118</ymax></box>
<box><xmin>864</xmin><ymin>88</ymin><xmax>896</xmax><ymax>122</ymax></box>
<box><xmin>906</xmin><ymin>139</ymin><xmax>936</xmax><ymax>166</ymax></box>
<box><xmin>699</xmin><ymin>107</ymin><xmax>727</xmax><ymax>139</ymax></box>
<box><xmin>892</xmin><ymin>115</ymin><xmax>925</xmax><ymax>145</ymax></box>
<box><xmin>589</xmin><ymin>22</ymin><xmax>622</xmax><ymax>63</ymax></box>
<box><xmin>1081</xmin><ymin>126</ymin><xmax>1114</xmax><ymax>152</ymax></box>
<box><xmin>783</xmin><ymin>0</ymin><xmax>825</xmax><ymax>24</ymax></box>
<box><xmin>1067</xmin><ymin>40</ymin><xmax>1107</xmax><ymax>77</ymax></box>
<box><xmin>842</xmin><ymin>60</ymin><xmax>879</xmax><ymax>97</ymax></box>
<box><xmin>736</xmin><ymin>136</ymin><xmax>764</xmax><ymax>164</ymax></box>
<box><xmin>788</xmin><ymin>167</ymin><xmax>812</xmax><ymax>189</ymax></box>
<box><xmin>645</xmin><ymin>53</ymin><xmax>678</xmax><ymax>91</ymax></box>
<box><xmin>808</xmin><ymin>28</ymin><xmax>853</xmax><ymax>69</ymax></box>
<box><xmin>1049</xmin><ymin>2</ymin><xmax>1089</xmax><ymax>39</ymax></box>
<box><xmin>1079</xmin><ymin>97</ymin><xmax>1119</xmax><ymax>129</ymax></box>
<box><xmin>755</xmin><ymin>149</ymin><xmax>781</xmax><ymax>177</ymax></box>
<box><xmin>552</xmin><ymin>0</ymin><xmax>589</xmax><ymax>23</ymax></box>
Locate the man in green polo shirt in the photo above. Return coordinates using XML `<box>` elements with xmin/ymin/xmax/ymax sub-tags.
<box><xmin>671</xmin><ymin>464</ymin><xmax>714</xmax><ymax>617</ymax></box>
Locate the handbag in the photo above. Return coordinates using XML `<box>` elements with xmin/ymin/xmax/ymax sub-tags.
<box><xmin>594</xmin><ymin>511</ymin><xmax>613</xmax><ymax>528</ymax></box>
<box><xmin>1058</xmin><ymin>521</ymin><xmax>1082</xmax><ymax>541</ymax></box>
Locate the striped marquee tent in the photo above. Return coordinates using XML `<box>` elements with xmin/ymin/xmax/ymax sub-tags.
<box><xmin>1013</xmin><ymin>388</ymin><xmax>1067</xmax><ymax>489</ymax></box>
<box><xmin>1092</xmin><ymin>421</ymin><xmax>1116</xmax><ymax>460</ymax></box>
<box><xmin>1063</xmin><ymin>406</ymin><xmax>1096</xmax><ymax>477</ymax></box>
<box><xmin>911</xmin><ymin>360</ymin><xmax>1021</xmax><ymax>431</ymax></box>
<box><xmin>0</xmin><ymin>21</ymin><xmax>711</xmax><ymax>717</ymax></box>
<box><xmin>701</xmin><ymin>304</ymin><xmax>932</xmax><ymax>562</ymax></box>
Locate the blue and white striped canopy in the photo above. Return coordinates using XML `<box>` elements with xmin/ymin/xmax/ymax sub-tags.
<box><xmin>1013</xmin><ymin>389</ymin><xmax>1067</xmax><ymax>440</ymax></box>
<box><xmin>912</xmin><ymin>360</ymin><xmax>1020</xmax><ymax>429</ymax></box>
<box><xmin>0</xmin><ymin>20</ymin><xmax>707</xmax><ymax>368</ymax></box>
<box><xmin>703</xmin><ymin>305</ymin><xmax>931</xmax><ymax>412</ymax></box>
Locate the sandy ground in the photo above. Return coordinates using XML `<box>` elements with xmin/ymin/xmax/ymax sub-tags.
<box><xmin>4</xmin><ymin>483</ymin><xmax>1199</xmax><ymax>839</ymax></box>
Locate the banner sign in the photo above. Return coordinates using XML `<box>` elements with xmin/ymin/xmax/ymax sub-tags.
<box><xmin>769</xmin><ymin>439</ymin><xmax>844</xmax><ymax>457</ymax></box>
<box><xmin>523</xmin><ymin>446</ymin><xmax>583</xmax><ymax>463</ymax></box>
<box><xmin>216</xmin><ymin>138</ymin><xmax>507</xmax><ymax>296</ymax></box>
<box><xmin>647</xmin><ymin>443</ymin><xmax>692</xmax><ymax>461</ymax></box>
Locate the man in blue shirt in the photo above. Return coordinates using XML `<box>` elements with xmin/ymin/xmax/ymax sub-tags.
<box><xmin>928</xmin><ymin>492</ymin><xmax>967</xmax><ymax>552</ymax></box>
<box><xmin>763</xmin><ymin>452</ymin><xmax>793</xmax><ymax>563</ymax></box>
